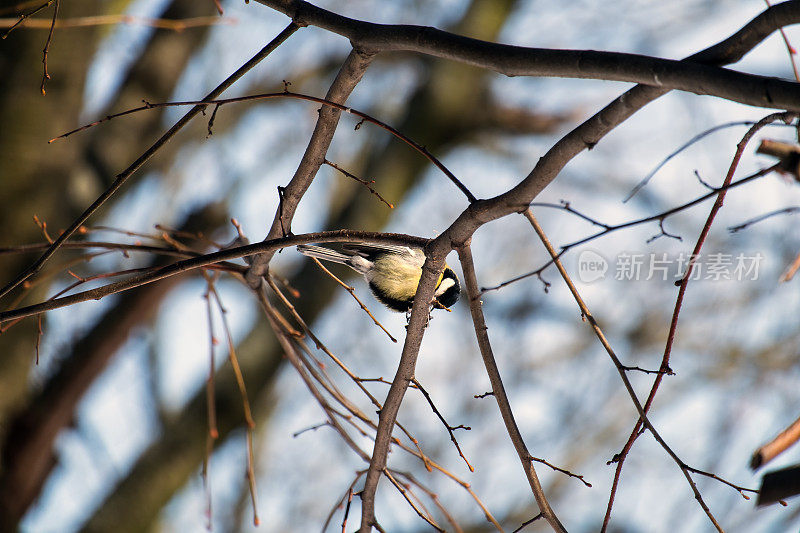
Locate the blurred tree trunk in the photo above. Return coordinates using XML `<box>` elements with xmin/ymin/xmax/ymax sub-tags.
<box><xmin>0</xmin><ymin>0</ymin><xmax>102</xmax><ymax>429</ymax></box>
<box><xmin>0</xmin><ymin>0</ymin><xmax>219</xmax><ymax>528</ymax></box>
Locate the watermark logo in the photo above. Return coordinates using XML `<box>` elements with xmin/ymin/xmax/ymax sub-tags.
<box><xmin>577</xmin><ymin>250</ymin><xmax>608</xmax><ymax>282</ymax></box>
<box><xmin>575</xmin><ymin>251</ymin><xmax>764</xmax><ymax>283</ymax></box>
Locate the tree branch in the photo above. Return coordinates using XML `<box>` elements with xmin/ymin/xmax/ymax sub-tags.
<box><xmin>358</xmin><ymin>249</ymin><xmax>446</xmax><ymax>532</ymax></box>
<box><xmin>255</xmin><ymin>0</ymin><xmax>800</xmax><ymax>110</ymax></box>
<box><xmin>244</xmin><ymin>47</ymin><xmax>375</xmax><ymax>288</ymax></box>
<box><xmin>457</xmin><ymin>242</ymin><xmax>566</xmax><ymax>532</ymax></box>
<box><xmin>0</xmin><ymin>230</ymin><xmax>429</xmax><ymax>324</ymax></box>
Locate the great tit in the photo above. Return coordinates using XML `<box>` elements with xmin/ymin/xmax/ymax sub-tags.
<box><xmin>297</xmin><ymin>242</ymin><xmax>460</xmax><ymax>312</ymax></box>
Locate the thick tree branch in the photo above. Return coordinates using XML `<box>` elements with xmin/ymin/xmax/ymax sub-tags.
<box><xmin>358</xmin><ymin>249</ymin><xmax>447</xmax><ymax>532</ymax></box>
<box><xmin>245</xmin><ymin>48</ymin><xmax>375</xmax><ymax>287</ymax></box>
<box><xmin>386</xmin><ymin>0</ymin><xmax>800</xmax><ymax>255</ymax></box>
<box><xmin>255</xmin><ymin>0</ymin><xmax>800</xmax><ymax>111</ymax></box>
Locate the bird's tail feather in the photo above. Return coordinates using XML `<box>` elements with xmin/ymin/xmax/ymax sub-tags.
<box><xmin>296</xmin><ymin>244</ymin><xmax>351</xmax><ymax>265</ymax></box>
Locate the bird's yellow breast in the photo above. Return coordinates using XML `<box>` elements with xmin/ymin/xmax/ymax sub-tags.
<box><xmin>371</xmin><ymin>255</ymin><xmax>445</xmax><ymax>300</ymax></box>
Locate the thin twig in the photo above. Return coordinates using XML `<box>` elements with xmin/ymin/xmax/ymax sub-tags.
<box><xmin>530</xmin><ymin>456</ymin><xmax>591</xmax><ymax>488</ymax></box>
<box><xmin>684</xmin><ymin>464</ymin><xmax>757</xmax><ymax>499</ymax></box>
<box><xmin>1</xmin><ymin>0</ymin><xmax>53</xmax><ymax>39</ymax></box>
<box><xmin>202</xmin><ymin>279</ymin><xmax>219</xmax><ymax>530</ymax></box>
<box><xmin>624</xmin><ymin>120</ymin><xmax>755</xmax><ymax>202</ymax></box>
<box><xmin>324</xmin><ymin>159</ymin><xmax>394</xmax><ymax>209</ymax></box>
<box><xmin>382</xmin><ymin>469</ymin><xmax>443</xmax><ymax>532</ymax></box>
<box><xmin>0</xmin><ymin>14</ymin><xmax>234</xmax><ymax>31</ymax></box>
<box><xmin>49</xmin><ymin>90</ymin><xmax>476</xmax><ymax>203</ymax></box>
<box><xmin>322</xmin><ymin>471</ymin><xmax>364</xmax><ymax>533</ymax></box>
<box><xmin>265</xmin><ymin>276</ymin><xmax>435</xmax><ymax>472</ymax></box>
<box><xmin>340</xmin><ymin>488</ymin><xmax>354</xmax><ymax>533</ymax></box>
<box><xmin>0</xmin><ymin>230</ymin><xmax>429</xmax><ymax>324</ymax></box>
<box><xmin>39</xmin><ymin>0</ymin><xmax>58</xmax><ymax>95</ymax></box>
<box><xmin>765</xmin><ymin>0</ymin><xmax>800</xmax><ymax>82</ymax></box>
<box><xmin>512</xmin><ymin>514</ymin><xmax>543</xmax><ymax>533</ymax></box>
<box><xmin>208</xmin><ymin>285</ymin><xmax>259</xmax><ymax>526</ymax></box>
<box><xmin>728</xmin><ymin>206</ymin><xmax>800</xmax><ymax>232</ymax></box>
<box><xmin>308</xmin><ymin>257</ymin><xmax>397</xmax><ymax>342</ymax></box>
<box><xmin>523</xmin><ymin>209</ymin><xmax>726</xmax><ymax>531</ymax></box>
<box><xmin>390</xmin><ymin>469</ymin><xmax>463</xmax><ymax>533</ymax></box>
<box><xmin>780</xmin><ymin>251</ymin><xmax>800</xmax><ymax>282</ymax></box>
<box><xmin>411</xmin><ymin>378</ymin><xmax>474</xmax><ymax>472</ymax></box>
<box><xmin>598</xmin><ymin>113</ymin><xmax>792</xmax><ymax>531</ymax></box>
<box><xmin>481</xmin><ymin>164</ymin><xmax>781</xmax><ymax>294</ymax></box>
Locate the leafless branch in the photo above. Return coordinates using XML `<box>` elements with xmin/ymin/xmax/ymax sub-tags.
<box><xmin>523</xmin><ymin>209</ymin><xmax>724</xmax><ymax>531</ymax></box>
<box><xmin>600</xmin><ymin>112</ymin><xmax>790</xmax><ymax>530</ymax></box>
<box><xmin>457</xmin><ymin>242</ymin><xmax>566</xmax><ymax>533</ymax></box>
<box><xmin>0</xmin><ymin>230</ymin><xmax>430</xmax><ymax>324</ymax></box>
<box><xmin>255</xmin><ymin>0</ymin><xmax>800</xmax><ymax>110</ymax></box>
<box><xmin>244</xmin><ymin>48</ymin><xmax>375</xmax><ymax>289</ymax></box>
<box><xmin>411</xmin><ymin>378</ymin><xmax>474</xmax><ymax>472</ymax></box>
<box><xmin>49</xmin><ymin>91</ymin><xmax>474</xmax><ymax>203</ymax></box>
<box><xmin>481</xmin><ymin>163</ymin><xmax>782</xmax><ymax>293</ymax></box>
<box><xmin>0</xmin><ymin>14</ymin><xmax>234</xmax><ymax>31</ymax></box>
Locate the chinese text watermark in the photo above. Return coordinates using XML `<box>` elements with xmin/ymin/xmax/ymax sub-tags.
<box><xmin>577</xmin><ymin>250</ymin><xmax>763</xmax><ymax>283</ymax></box>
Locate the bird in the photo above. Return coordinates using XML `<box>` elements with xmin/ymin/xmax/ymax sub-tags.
<box><xmin>296</xmin><ymin>242</ymin><xmax>460</xmax><ymax>313</ymax></box>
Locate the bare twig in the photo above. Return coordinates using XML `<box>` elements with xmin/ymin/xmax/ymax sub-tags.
<box><xmin>683</xmin><ymin>464</ymin><xmax>757</xmax><ymax>499</ymax></box>
<box><xmin>512</xmin><ymin>514</ymin><xmax>543</xmax><ymax>533</ymax></box>
<box><xmin>600</xmin><ymin>113</ymin><xmax>792</xmax><ymax>531</ymax></box>
<box><xmin>39</xmin><ymin>0</ymin><xmax>59</xmax><ymax>95</ymax></box>
<box><xmin>624</xmin><ymin>120</ymin><xmax>755</xmax><ymax>202</ymax></box>
<box><xmin>522</xmin><ymin>209</ymin><xmax>725</xmax><ymax>531</ymax></box>
<box><xmin>308</xmin><ymin>257</ymin><xmax>397</xmax><ymax>343</ymax></box>
<box><xmin>1</xmin><ymin>0</ymin><xmax>53</xmax><ymax>38</ymax></box>
<box><xmin>389</xmin><ymin>469</ymin><xmax>463</xmax><ymax>533</ymax></box>
<box><xmin>324</xmin><ymin>159</ymin><xmax>394</xmax><ymax>209</ymax></box>
<box><xmin>322</xmin><ymin>472</ymin><xmax>364</xmax><ymax>533</ymax></box>
<box><xmin>382</xmin><ymin>469</ymin><xmax>443</xmax><ymax>532</ymax></box>
<box><xmin>765</xmin><ymin>0</ymin><xmax>800</xmax><ymax>81</ymax></box>
<box><xmin>49</xmin><ymin>90</ymin><xmax>475</xmax><ymax>203</ymax></box>
<box><xmin>411</xmin><ymin>378</ymin><xmax>474</xmax><ymax>472</ymax></box>
<box><xmin>0</xmin><ymin>230</ymin><xmax>429</xmax><ymax>324</ymax></box>
<box><xmin>265</xmin><ymin>275</ymin><xmax>435</xmax><ymax>471</ymax></box>
<box><xmin>341</xmin><ymin>488</ymin><xmax>354</xmax><ymax>533</ymax></box>
<box><xmin>780</xmin><ymin>251</ymin><xmax>800</xmax><ymax>281</ymax></box>
<box><xmin>207</xmin><ymin>285</ymin><xmax>259</xmax><ymax>526</ymax></box>
<box><xmin>729</xmin><ymin>206</ymin><xmax>800</xmax><ymax>232</ymax></box>
<box><xmin>481</xmin><ymin>164</ymin><xmax>781</xmax><ymax>294</ymax></box>
<box><xmin>0</xmin><ymin>14</ymin><xmax>235</xmax><ymax>31</ymax></box>
<box><xmin>530</xmin><ymin>456</ymin><xmax>592</xmax><ymax>488</ymax></box>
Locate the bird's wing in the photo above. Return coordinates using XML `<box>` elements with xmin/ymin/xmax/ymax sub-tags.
<box><xmin>340</xmin><ymin>242</ymin><xmax>418</xmax><ymax>259</ymax></box>
<box><xmin>296</xmin><ymin>244</ymin><xmax>352</xmax><ymax>264</ymax></box>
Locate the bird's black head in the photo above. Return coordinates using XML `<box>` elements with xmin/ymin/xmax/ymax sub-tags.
<box><xmin>433</xmin><ymin>267</ymin><xmax>460</xmax><ymax>309</ymax></box>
